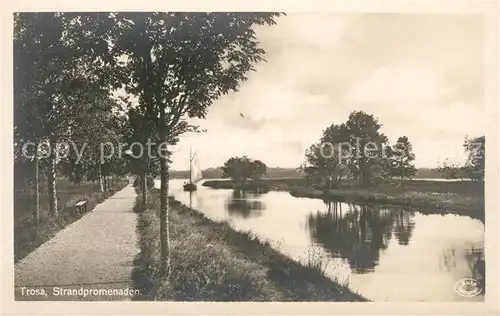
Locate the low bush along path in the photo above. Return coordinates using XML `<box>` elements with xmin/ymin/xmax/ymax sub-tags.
<box><xmin>14</xmin><ymin>185</ymin><xmax>139</xmax><ymax>301</ymax></box>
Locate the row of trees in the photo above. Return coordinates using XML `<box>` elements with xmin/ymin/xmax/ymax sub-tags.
<box><xmin>14</xmin><ymin>13</ymin><xmax>128</xmax><ymax>223</ymax></box>
<box><xmin>301</xmin><ymin>111</ymin><xmax>417</xmax><ymax>188</ymax></box>
<box><xmin>14</xmin><ymin>12</ymin><xmax>282</xmax><ymax>277</ymax></box>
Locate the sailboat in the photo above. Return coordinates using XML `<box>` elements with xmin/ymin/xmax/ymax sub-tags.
<box><xmin>183</xmin><ymin>146</ymin><xmax>203</xmax><ymax>192</ymax></box>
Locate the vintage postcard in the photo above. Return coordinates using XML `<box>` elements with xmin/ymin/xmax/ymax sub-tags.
<box><xmin>2</xmin><ymin>0</ymin><xmax>499</xmax><ymax>315</ymax></box>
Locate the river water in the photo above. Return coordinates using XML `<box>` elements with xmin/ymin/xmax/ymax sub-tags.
<box><xmin>156</xmin><ymin>179</ymin><xmax>485</xmax><ymax>302</ymax></box>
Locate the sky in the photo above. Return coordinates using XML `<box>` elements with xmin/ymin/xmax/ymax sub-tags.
<box><xmin>169</xmin><ymin>13</ymin><xmax>485</xmax><ymax>171</ymax></box>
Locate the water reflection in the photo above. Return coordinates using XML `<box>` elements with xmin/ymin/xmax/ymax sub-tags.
<box><xmin>308</xmin><ymin>201</ymin><xmax>485</xmax><ymax>295</ymax></box>
<box><xmin>307</xmin><ymin>202</ymin><xmax>414</xmax><ymax>273</ymax></box>
<box><xmin>393</xmin><ymin>209</ymin><xmax>415</xmax><ymax>245</ymax></box>
<box><xmin>466</xmin><ymin>248</ymin><xmax>485</xmax><ymax>292</ymax></box>
<box><xmin>161</xmin><ymin>180</ymin><xmax>485</xmax><ymax>301</ymax></box>
<box><xmin>184</xmin><ymin>191</ymin><xmax>204</xmax><ymax>209</ymax></box>
<box><xmin>441</xmin><ymin>246</ymin><xmax>485</xmax><ymax>293</ymax></box>
<box><xmin>224</xmin><ymin>189</ymin><xmax>266</xmax><ymax>218</ymax></box>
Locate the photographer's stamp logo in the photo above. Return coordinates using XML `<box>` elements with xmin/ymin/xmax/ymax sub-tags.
<box><xmin>454</xmin><ymin>278</ymin><xmax>482</xmax><ymax>297</ymax></box>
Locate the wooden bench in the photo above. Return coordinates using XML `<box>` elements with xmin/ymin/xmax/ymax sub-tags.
<box><xmin>74</xmin><ymin>200</ymin><xmax>88</xmax><ymax>215</ymax></box>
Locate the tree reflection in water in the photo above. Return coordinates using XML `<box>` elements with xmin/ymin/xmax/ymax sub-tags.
<box><xmin>307</xmin><ymin>201</ymin><xmax>416</xmax><ymax>273</ymax></box>
<box><xmin>466</xmin><ymin>247</ymin><xmax>485</xmax><ymax>293</ymax></box>
<box><xmin>393</xmin><ymin>209</ymin><xmax>415</xmax><ymax>245</ymax></box>
<box><xmin>441</xmin><ymin>246</ymin><xmax>485</xmax><ymax>293</ymax></box>
<box><xmin>224</xmin><ymin>189</ymin><xmax>266</xmax><ymax>218</ymax></box>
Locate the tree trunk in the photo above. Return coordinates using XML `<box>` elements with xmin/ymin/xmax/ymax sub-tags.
<box><xmin>98</xmin><ymin>164</ymin><xmax>104</xmax><ymax>192</ymax></box>
<box><xmin>33</xmin><ymin>157</ymin><xmax>40</xmax><ymax>225</ymax></box>
<box><xmin>400</xmin><ymin>158</ymin><xmax>404</xmax><ymax>187</ymax></box>
<box><xmin>48</xmin><ymin>138</ymin><xmax>58</xmax><ymax>217</ymax></box>
<box><xmin>158</xmin><ymin>112</ymin><xmax>171</xmax><ymax>278</ymax></box>
<box><xmin>141</xmin><ymin>158</ymin><xmax>148</xmax><ymax>205</ymax></box>
<box><xmin>40</xmin><ymin>172</ymin><xmax>46</xmax><ymax>196</ymax></box>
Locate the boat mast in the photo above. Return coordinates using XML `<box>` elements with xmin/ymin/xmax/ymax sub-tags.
<box><xmin>189</xmin><ymin>144</ymin><xmax>192</xmax><ymax>184</ymax></box>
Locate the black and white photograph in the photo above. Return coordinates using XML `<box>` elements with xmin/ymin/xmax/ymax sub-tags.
<box><xmin>3</xmin><ymin>2</ymin><xmax>499</xmax><ymax>314</ymax></box>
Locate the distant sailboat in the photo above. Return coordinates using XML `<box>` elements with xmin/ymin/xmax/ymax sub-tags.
<box><xmin>183</xmin><ymin>146</ymin><xmax>203</xmax><ymax>192</ymax></box>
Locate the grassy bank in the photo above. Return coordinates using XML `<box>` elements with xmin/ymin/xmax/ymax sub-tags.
<box><xmin>203</xmin><ymin>179</ymin><xmax>484</xmax><ymax>220</ymax></box>
<box><xmin>132</xmin><ymin>188</ymin><xmax>367</xmax><ymax>301</ymax></box>
<box><xmin>291</xmin><ymin>180</ymin><xmax>484</xmax><ymax>220</ymax></box>
<box><xmin>14</xmin><ymin>177</ymin><xmax>129</xmax><ymax>262</ymax></box>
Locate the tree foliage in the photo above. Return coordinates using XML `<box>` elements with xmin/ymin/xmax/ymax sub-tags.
<box><xmin>107</xmin><ymin>12</ymin><xmax>282</xmax><ymax>276</ymax></box>
<box><xmin>301</xmin><ymin>124</ymin><xmax>349</xmax><ymax>188</ymax></box>
<box><xmin>110</xmin><ymin>12</ymin><xmax>282</xmax><ymax>137</ymax></box>
<box><xmin>303</xmin><ymin>111</ymin><xmax>391</xmax><ymax>188</ymax></box>
<box><xmin>463</xmin><ymin>136</ymin><xmax>485</xmax><ymax>181</ymax></box>
<box><xmin>14</xmin><ymin>13</ymin><xmax>117</xmax><ymax>142</ymax></box>
<box><xmin>344</xmin><ymin>111</ymin><xmax>389</xmax><ymax>186</ymax></box>
<box><xmin>221</xmin><ymin>156</ymin><xmax>268</xmax><ymax>182</ymax></box>
<box><xmin>388</xmin><ymin>136</ymin><xmax>417</xmax><ymax>185</ymax></box>
<box><xmin>438</xmin><ymin>136</ymin><xmax>485</xmax><ymax>181</ymax></box>
<box><xmin>14</xmin><ymin>12</ymin><xmax>119</xmax><ymax>218</ymax></box>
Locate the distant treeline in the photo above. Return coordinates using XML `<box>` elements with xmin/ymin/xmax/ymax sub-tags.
<box><xmin>169</xmin><ymin>168</ymin><xmax>224</xmax><ymax>179</ymax></box>
<box><xmin>413</xmin><ymin>168</ymin><xmax>442</xmax><ymax>179</ymax></box>
<box><xmin>169</xmin><ymin>167</ymin><xmax>303</xmax><ymax>179</ymax></box>
<box><xmin>170</xmin><ymin>167</ymin><xmax>443</xmax><ymax>180</ymax></box>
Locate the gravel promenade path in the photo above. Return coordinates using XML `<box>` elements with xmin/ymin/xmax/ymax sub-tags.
<box><xmin>15</xmin><ymin>185</ymin><xmax>139</xmax><ymax>301</ymax></box>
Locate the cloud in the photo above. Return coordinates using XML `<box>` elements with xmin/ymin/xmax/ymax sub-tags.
<box><xmin>345</xmin><ymin>63</ymin><xmax>450</xmax><ymax>104</ymax></box>
<box><xmin>170</xmin><ymin>13</ymin><xmax>485</xmax><ymax>170</ymax></box>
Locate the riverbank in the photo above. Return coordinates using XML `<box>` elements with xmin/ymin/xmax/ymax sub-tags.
<box><xmin>202</xmin><ymin>178</ymin><xmax>307</xmax><ymax>192</ymax></box>
<box><xmin>132</xmin><ymin>188</ymin><xmax>367</xmax><ymax>301</ymax></box>
<box><xmin>14</xmin><ymin>177</ymin><xmax>129</xmax><ymax>263</ymax></box>
<box><xmin>202</xmin><ymin>179</ymin><xmax>484</xmax><ymax>221</ymax></box>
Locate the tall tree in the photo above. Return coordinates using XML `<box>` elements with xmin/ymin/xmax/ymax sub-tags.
<box><xmin>344</xmin><ymin>111</ymin><xmax>388</xmax><ymax>187</ymax></box>
<box><xmin>301</xmin><ymin>123</ymin><xmax>349</xmax><ymax>189</ymax></box>
<box><xmin>463</xmin><ymin>136</ymin><xmax>485</xmax><ymax>181</ymax></box>
<box><xmin>111</xmin><ymin>12</ymin><xmax>282</xmax><ymax>277</ymax></box>
<box><xmin>388</xmin><ymin>136</ymin><xmax>417</xmax><ymax>186</ymax></box>
<box><xmin>124</xmin><ymin>105</ymin><xmax>161</xmax><ymax>204</ymax></box>
<box><xmin>14</xmin><ymin>12</ymin><xmax>117</xmax><ymax>218</ymax></box>
<box><xmin>251</xmin><ymin>160</ymin><xmax>267</xmax><ymax>180</ymax></box>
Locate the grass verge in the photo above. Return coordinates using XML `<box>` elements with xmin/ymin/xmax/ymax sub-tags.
<box><xmin>132</xmin><ymin>188</ymin><xmax>367</xmax><ymax>301</ymax></box>
<box><xmin>14</xmin><ymin>178</ymin><xmax>129</xmax><ymax>263</ymax></box>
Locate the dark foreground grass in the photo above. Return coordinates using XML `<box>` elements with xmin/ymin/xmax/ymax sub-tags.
<box><xmin>14</xmin><ymin>178</ymin><xmax>129</xmax><ymax>263</ymax></box>
<box><xmin>204</xmin><ymin>179</ymin><xmax>484</xmax><ymax>221</ymax></box>
<box><xmin>132</xmin><ymin>189</ymin><xmax>367</xmax><ymax>301</ymax></box>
